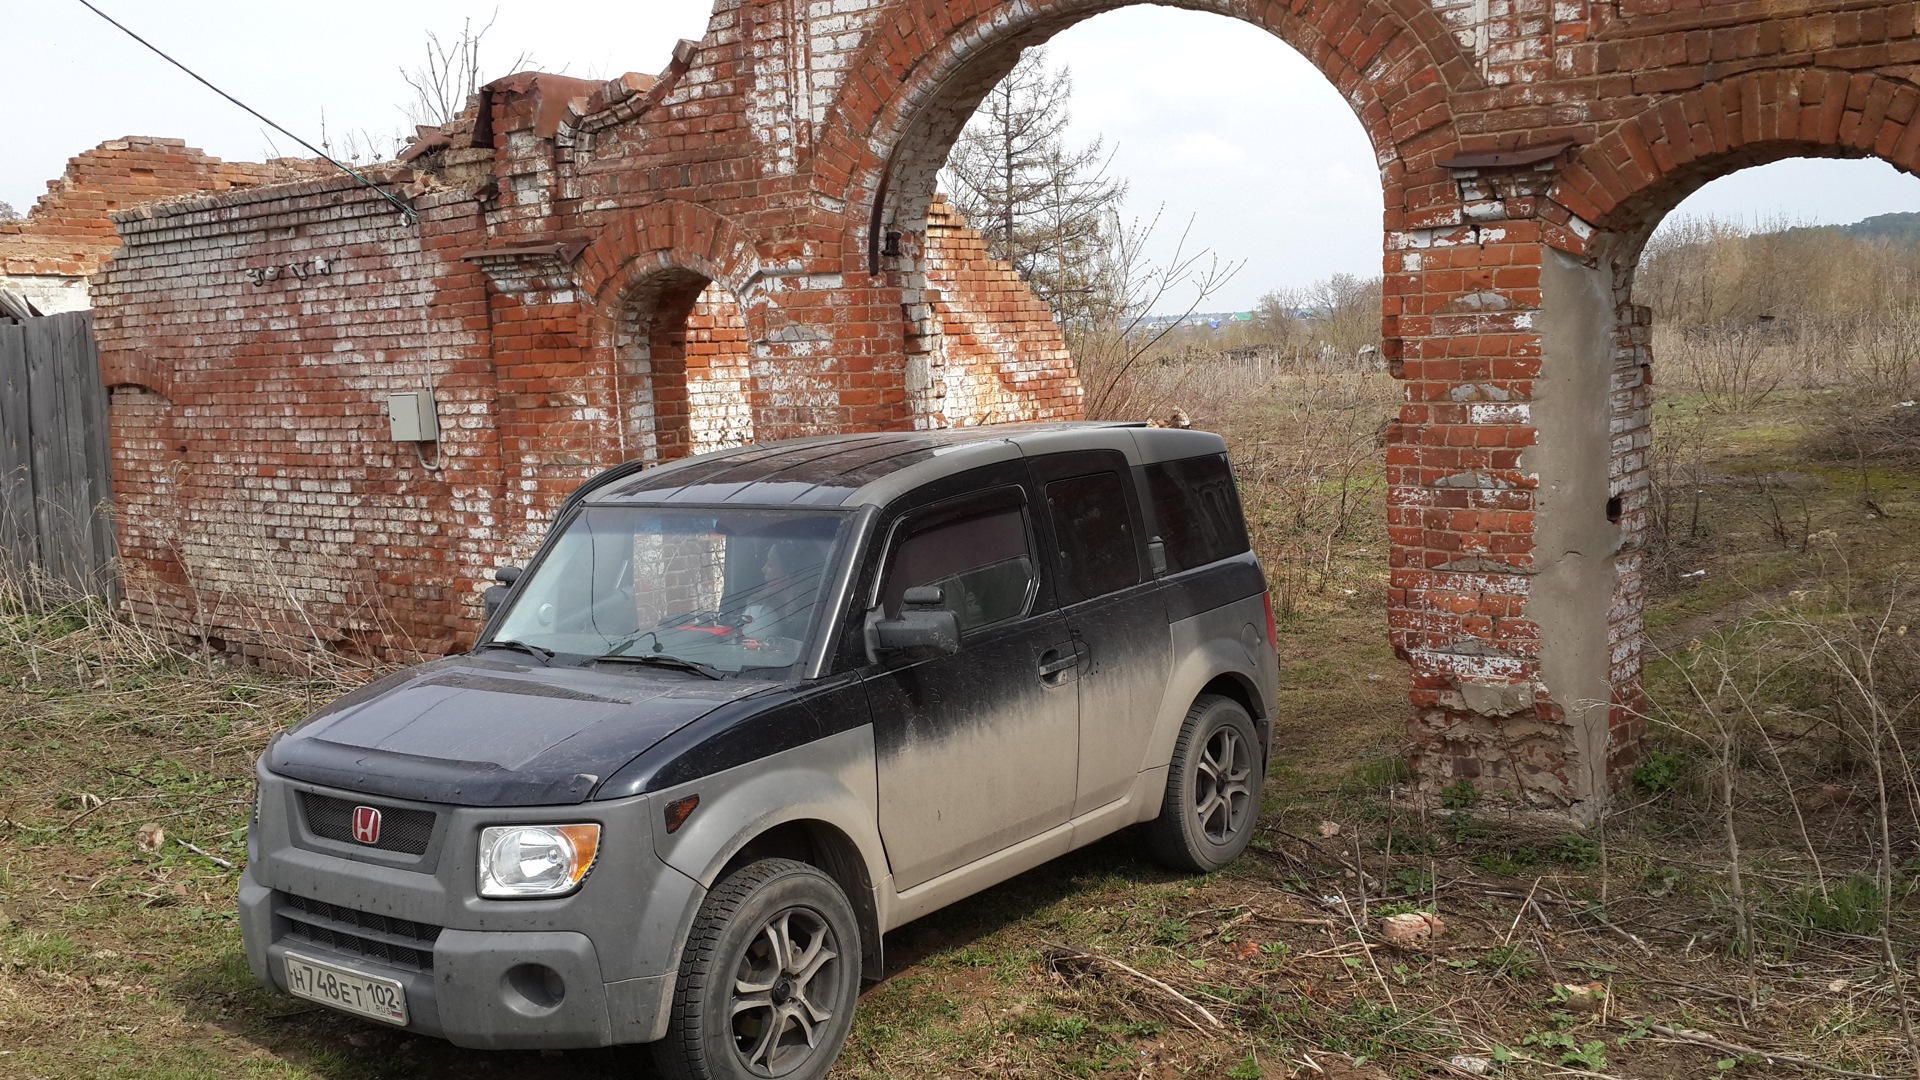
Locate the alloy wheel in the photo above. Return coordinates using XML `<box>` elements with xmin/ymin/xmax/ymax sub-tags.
<box><xmin>729</xmin><ymin>906</ymin><xmax>844</xmax><ymax>1077</ymax></box>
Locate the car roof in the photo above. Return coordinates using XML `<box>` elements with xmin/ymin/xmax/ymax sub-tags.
<box><xmin>583</xmin><ymin>421</ymin><xmax>1230</xmax><ymax>509</ymax></box>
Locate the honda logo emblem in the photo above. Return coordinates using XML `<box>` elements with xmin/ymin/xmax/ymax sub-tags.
<box><xmin>352</xmin><ymin>805</ymin><xmax>382</xmax><ymax>845</ymax></box>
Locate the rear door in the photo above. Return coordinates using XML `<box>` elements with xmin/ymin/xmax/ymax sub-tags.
<box><xmin>1028</xmin><ymin>450</ymin><xmax>1171</xmax><ymax>816</ymax></box>
<box><xmin>858</xmin><ymin>466</ymin><xmax>1080</xmax><ymax>890</ymax></box>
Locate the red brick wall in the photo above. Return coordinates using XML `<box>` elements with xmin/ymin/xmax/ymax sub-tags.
<box><xmin>686</xmin><ymin>284</ymin><xmax>755</xmax><ymax>451</ymax></box>
<box><xmin>0</xmin><ymin>137</ymin><xmax>328</xmax><ymax>311</ymax></box>
<box><xmin>92</xmin><ymin>178</ymin><xmax>497</xmax><ymax>666</ymax></box>
<box><xmin>669</xmin><ymin>199</ymin><xmax>1085</xmax><ymax>436</ymax></box>
<box><xmin>922</xmin><ymin>197</ymin><xmax>1085</xmax><ymax>426</ymax></box>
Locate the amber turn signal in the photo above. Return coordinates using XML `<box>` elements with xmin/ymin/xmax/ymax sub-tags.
<box><xmin>664</xmin><ymin>794</ymin><xmax>700</xmax><ymax>833</ymax></box>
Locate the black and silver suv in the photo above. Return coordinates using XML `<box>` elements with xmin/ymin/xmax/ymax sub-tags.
<box><xmin>240</xmin><ymin>421</ymin><xmax>1278</xmax><ymax>1079</ymax></box>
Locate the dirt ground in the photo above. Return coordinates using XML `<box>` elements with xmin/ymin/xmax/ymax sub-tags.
<box><xmin>2</xmin><ymin>389</ymin><xmax>1916</xmax><ymax>1079</ymax></box>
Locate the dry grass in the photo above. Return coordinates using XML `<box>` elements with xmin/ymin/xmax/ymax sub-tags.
<box><xmin>1086</xmin><ymin>355</ymin><xmax>1399</xmax><ymax>624</ymax></box>
<box><xmin>3</xmin><ymin>359</ymin><xmax>1919</xmax><ymax>1077</ymax></box>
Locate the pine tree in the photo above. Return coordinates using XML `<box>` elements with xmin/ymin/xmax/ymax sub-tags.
<box><xmin>941</xmin><ymin>49</ymin><xmax>1127</xmax><ymax>329</ymax></box>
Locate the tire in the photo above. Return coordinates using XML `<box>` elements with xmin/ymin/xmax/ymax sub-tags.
<box><xmin>651</xmin><ymin>858</ymin><xmax>862</xmax><ymax>1080</ymax></box>
<box><xmin>1148</xmin><ymin>695</ymin><xmax>1265</xmax><ymax>873</ymax></box>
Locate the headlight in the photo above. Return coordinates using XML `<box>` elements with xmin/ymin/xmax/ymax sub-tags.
<box><xmin>477</xmin><ymin>824</ymin><xmax>601</xmax><ymax>898</ymax></box>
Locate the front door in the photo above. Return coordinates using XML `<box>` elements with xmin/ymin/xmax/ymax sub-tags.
<box><xmin>860</xmin><ymin>471</ymin><xmax>1079</xmax><ymax>891</ymax></box>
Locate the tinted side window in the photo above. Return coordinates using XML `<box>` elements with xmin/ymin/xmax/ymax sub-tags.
<box><xmin>1044</xmin><ymin>471</ymin><xmax>1141</xmax><ymax>603</ymax></box>
<box><xmin>881</xmin><ymin>503</ymin><xmax>1037</xmax><ymax>634</ymax></box>
<box><xmin>1141</xmin><ymin>454</ymin><xmax>1250</xmax><ymax>572</ymax></box>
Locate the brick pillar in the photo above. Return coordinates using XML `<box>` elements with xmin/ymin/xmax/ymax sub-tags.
<box><xmin>469</xmin><ymin>250</ymin><xmax>615</xmax><ymax>559</ymax></box>
<box><xmin>1389</xmin><ymin>182</ymin><xmax>1643</xmax><ymax>819</ymax></box>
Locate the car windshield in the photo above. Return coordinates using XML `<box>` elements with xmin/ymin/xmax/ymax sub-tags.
<box><xmin>488</xmin><ymin>506</ymin><xmax>851</xmax><ymax>676</ymax></box>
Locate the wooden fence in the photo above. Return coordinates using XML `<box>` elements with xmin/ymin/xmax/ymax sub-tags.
<box><xmin>0</xmin><ymin>310</ymin><xmax>116</xmax><ymax>599</ymax></box>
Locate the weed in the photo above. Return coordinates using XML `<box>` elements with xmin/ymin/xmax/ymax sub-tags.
<box><xmin>1633</xmin><ymin>747</ymin><xmax>1690</xmax><ymax>793</ymax></box>
<box><xmin>1227</xmin><ymin>1053</ymin><xmax>1264</xmax><ymax>1079</ymax></box>
<box><xmin>1782</xmin><ymin>873</ymin><xmax>1884</xmax><ymax>938</ymax></box>
<box><xmin>1387</xmin><ymin>867</ymin><xmax>1434</xmax><ymax>897</ymax></box>
<box><xmin>4</xmin><ymin>930</ymin><xmax>83</xmax><ymax>972</ymax></box>
<box><xmin>1483</xmin><ymin>943</ymin><xmax>1537</xmax><ymax>980</ymax></box>
<box><xmin>1152</xmin><ymin>917</ymin><xmax>1192</xmax><ymax>946</ymax></box>
<box><xmin>1341</xmin><ymin>754</ymin><xmax>1411</xmax><ymax>794</ymax></box>
<box><xmin>1474</xmin><ymin>846</ymin><xmax>1541</xmax><ymax>876</ymax></box>
<box><xmin>1372</xmin><ymin>824</ymin><xmax>1437</xmax><ymax>855</ymax></box>
<box><xmin>1439</xmin><ymin>778</ymin><xmax>1480</xmax><ymax>810</ymax></box>
<box><xmin>1014</xmin><ymin>1010</ymin><xmax>1094</xmax><ymax>1043</ymax></box>
<box><xmin>1524</xmin><ymin>1028</ymin><xmax>1609</xmax><ymax>1069</ymax></box>
<box><xmin>1551</xmin><ymin>833</ymin><xmax>1602</xmax><ymax>870</ymax></box>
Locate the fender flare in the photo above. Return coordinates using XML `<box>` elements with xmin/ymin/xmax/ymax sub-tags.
<box><xmin>1138</xmin><ymin>635</ymin><xmax>1271</xmax><ymax>805</ymax></box>
<box><xmin>645</xmin><ymin>727</ymin><xmax>890</xmax><ymax>980</ymax></box>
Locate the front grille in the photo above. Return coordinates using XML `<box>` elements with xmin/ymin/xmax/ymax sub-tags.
<box><xmin>299</xmin><ymin>791</ymin><xmax>436</xmax><ymax>855</ymax></box>
<box><xmin>279</xmin><ymin>893</ymin><xmax>442</xmax><ymax>972</ymax></box>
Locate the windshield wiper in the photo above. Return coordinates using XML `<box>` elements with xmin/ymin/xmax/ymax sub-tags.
<box><xmin>477</xmin><ymin>639</ymin><xmax>555</xmax><ymax>664</ymax></box>
<box><xmin>590</xmin><ymin>652</ymin><xmax>724</xmax><ymax>680</ymax></box>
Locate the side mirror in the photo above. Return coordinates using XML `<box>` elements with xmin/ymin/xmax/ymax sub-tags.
<box><xmin>483</xmin><ymin>565</ymin><xmax>524</xmax><ymax>619</ymax></box>
<box><xmin>872</xmin><ymin>586</ymin><xmax>960</xmax><ymax>656</ymax></box>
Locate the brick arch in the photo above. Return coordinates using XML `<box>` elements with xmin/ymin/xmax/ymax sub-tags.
<box><xmin>579</xmin><ymin>203</ymin><xmax>765</xmax><ymax>463</ymax></box>
<box><xmin>812</xmin><ymin>0</ymin><xmax>1479</xmax><ymax>269</ymax></box>
<box><xmin>577</xmin><ymin>200</ymin><xmax>764</xmax><ymax>306</ymax></box>
<box><xmin>97</xmin><ymin>351</ymin><xmax>173</xmax><ymax>402</ymax></box>
<box><xmin>1550</xmin><ymin>70</ymin><xmax>1920</xmax><ymax>254</ymax></box>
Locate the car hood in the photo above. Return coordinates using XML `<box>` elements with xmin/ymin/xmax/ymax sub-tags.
<box><xmin>265</xmin><ymin>654</ymin><xmax>774</xmax><ymax>805</ymax></box>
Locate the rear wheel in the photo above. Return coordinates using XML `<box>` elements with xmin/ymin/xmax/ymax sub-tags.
<box><xmin>1148</xmin><ymin>695</ymin><xmax>1264</xmax><ymax>872</ymax></box>
<box><xmin>651</xmin><ymin>859</ymin><xmax>861</xmax><ymax>1080</ymax></box>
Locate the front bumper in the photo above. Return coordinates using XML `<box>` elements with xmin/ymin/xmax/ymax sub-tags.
<box><xmin>241</xmin><ymin>870</ymin><xmax>665</xmax><ymax>1048</ymax></box>
<box><xmin>239</xmin><ymin>768</ymin><xmax>704</xmax><ymax>1050</ymax></box>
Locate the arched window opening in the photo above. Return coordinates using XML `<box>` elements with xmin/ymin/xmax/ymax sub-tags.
<box><xmin>879</xmin><ymin>8</ymin><xmax>1386</xmax><ymax>434</ymax></box>
<box><xmin>1590</xmin><ymin>157</ymin><xmax>1920</xmax><ymax>939</ymax></box>
<box><xmin>614</xmin><ymin>270</ymin><xmax>753</xmax><ymax>462</ymax></box>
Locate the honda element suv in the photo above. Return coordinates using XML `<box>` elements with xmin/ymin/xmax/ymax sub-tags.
<box><xmin>240</xmin><ymin>421</ymin><xmax>1277</xmax><ymax>1080</ymax></box>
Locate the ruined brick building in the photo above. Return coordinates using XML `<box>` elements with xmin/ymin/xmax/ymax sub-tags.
<box><xmin>60</xmin><ymin>0</ymin><xmax>1920</xmax><ymax>814</ymax></box>
<box><xmin>18</xmin><ymin>78</ymin><xmax>1079</xmax><ymax>675</ymax></box>
<box><xmin>0</xmin><ymin>138</ymin><xmax>330</xmax><ymax>313</ymax></box>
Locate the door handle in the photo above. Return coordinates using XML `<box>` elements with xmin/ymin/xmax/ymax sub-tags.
<box><xmin>1037</xmin><ymin>647</ymin><xmax>1078</xmax><ymax>683</ymax></box>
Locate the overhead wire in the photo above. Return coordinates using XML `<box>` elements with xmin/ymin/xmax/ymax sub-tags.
<box><xmin>70</xmin><ymin>0</ymin><xmax>419</xmax><ymax>225</ymax></box>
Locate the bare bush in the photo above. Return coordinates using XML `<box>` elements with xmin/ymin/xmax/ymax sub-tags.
<box><xmin>1088</xmin><ymin>356</ymin><xmax>1395</xmax><ymax>617</ymax></box>
<box><xmin>1641</xmin><ymin>563</ymin><xmax>1920</xmax><ymax>1043</ymax></box>
<box><xmin>1659</xmin><ymin>326</ymin><xmax>1784</xmax><ymax>412</ymax></box>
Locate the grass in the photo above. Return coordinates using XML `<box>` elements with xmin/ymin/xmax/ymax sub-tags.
<box><xmin>0</xmin><ymin>387</ymin><xmax>1916</xmax><ymax>1078</ymax></box>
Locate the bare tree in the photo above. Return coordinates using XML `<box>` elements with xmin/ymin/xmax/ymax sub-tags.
<box><xmin>1072</xmin><ymin>207</ymin><xmax>1242</xmax><ymax>416</ymax></box>
<box><xmin>0</xmin><ymin>201</ymin><xmax>19</xmax><ymax>222</ymax></box>
<box><xmin>941</xmin><ymin>48</ymin><xmax>1127</xmax><ymax>329</ymax></box>
<box><xmin>400</xmin><ymin>12</ymin><xmax>533</xmax><ymax>129</ymax></box>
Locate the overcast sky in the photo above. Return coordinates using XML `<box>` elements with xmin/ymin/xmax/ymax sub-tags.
<box><xmin>11</xmin><ymin>2</ymin><xmax>1919</xmax><ymax>311</ymax></box>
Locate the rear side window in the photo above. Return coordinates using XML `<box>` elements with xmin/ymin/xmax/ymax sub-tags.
<box><xmin>881</xmin><ymin>499</ymin><xmax>1037</xmax><ymax>634</ymax></box>
<box><xmin>1044</xmin><ymin>471</ymin><xmax>1141</xmax><ymax>604</ymax></box>
<box><xmin>1140</xmin><ymin>454</ymin><xmax>1250</xmax><ymax>572</ymax></box>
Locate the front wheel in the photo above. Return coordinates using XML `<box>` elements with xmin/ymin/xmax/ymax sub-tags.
<box><xmin>1148</xmin><ymin>695</ymin><xmax>1264</xmax><ymax>872</ymax></box>
<box><xmin>651</xmin><ymin>859</ymin><xmax>861</xmax><ymax>1080</ymax></box>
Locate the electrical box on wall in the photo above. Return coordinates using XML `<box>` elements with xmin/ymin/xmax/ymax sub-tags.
<box><xmin>387</xmin><ymin>391</ymin><xmax>440</xmax><ymax>442</ymax></box>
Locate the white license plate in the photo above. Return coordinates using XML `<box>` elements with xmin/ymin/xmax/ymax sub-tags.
<box><xmin>283</xmin><ymin>951</ymin><xmax>409</xmax><ymax>1026</ymax></box>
